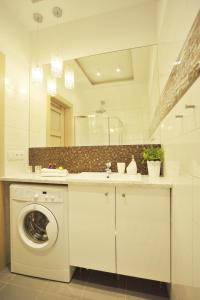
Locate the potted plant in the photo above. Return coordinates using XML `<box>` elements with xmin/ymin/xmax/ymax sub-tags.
<box><xmin>143</xmin><ymin>146</ymin><xmax>164</xmax><ymax>177</ymax></box>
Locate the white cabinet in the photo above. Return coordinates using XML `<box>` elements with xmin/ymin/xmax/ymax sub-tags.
<box><xmin>68</xmin><ymin>184</ymin><xmax>116</xmax><ymax>273</ymax></box>
<box><xmin>116</xmin><ymin>186</ymin><xmax>170</xmax><ymax>282</ymax></box>
<box><xmin>68</xmin><ymin>184</ymin><xmax>170</xmax><ymax>282</ymax></box>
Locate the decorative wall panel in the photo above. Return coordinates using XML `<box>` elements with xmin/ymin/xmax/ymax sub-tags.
<box><xmin>29</xmin><ymin>144</ymin><xmax>161</xmax><ymax>175</ymax></box>
<box><xmin>150</xmin><ymin>10</ymin><xmax>200</xmax><ymax>135</ymax></box>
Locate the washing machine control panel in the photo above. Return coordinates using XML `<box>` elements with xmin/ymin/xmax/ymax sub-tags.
<box><xmin>10</xmin><ymin>184</ymin><xmax>67</xmax><ymax>203</ymax></box>
<box><xmin>33</xmin><ymin>192</ymin><xmax>56</xmax><ymax>202</ymax></box>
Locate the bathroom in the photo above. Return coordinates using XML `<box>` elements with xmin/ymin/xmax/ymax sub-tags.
<box><xmin>0</xmin><ymin>0</ymin><xmax>200</xmax><ymax>299</ymax></box>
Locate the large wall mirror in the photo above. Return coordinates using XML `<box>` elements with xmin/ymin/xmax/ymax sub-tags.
<box><xmin>29</xmin><ymin>44</ymin><xmax>160</xmax><ymax>147</ymax></box>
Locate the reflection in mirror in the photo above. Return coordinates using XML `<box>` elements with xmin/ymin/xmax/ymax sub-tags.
<box><xmin>29</xmin><ymin>45</ymin><xmax>160</xmax><ymax>147</ymax></box>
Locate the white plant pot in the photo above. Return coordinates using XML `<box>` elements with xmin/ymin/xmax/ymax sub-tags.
<box><xmin>147</xmin><ymin>161</ymin><xmax>161</xmax><ymax>177</ymax></box>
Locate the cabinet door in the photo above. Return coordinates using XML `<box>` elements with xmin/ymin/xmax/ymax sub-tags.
<box><xmin>69</xmin><ymin>184</ymin><xmax>116</xmax><ymax>273</ymax></box>
<box><xmin>116</xmin><ymin>186</ymin><xmax>170</xmax><ymax>282</ymax></box>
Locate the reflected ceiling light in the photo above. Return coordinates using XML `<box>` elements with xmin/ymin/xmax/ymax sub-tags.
<box><xmin>116</xmin><ymin>67</ymin><xmax>121</xmax><ymax>73</ymax></box>
<box><xmin>31</xmin><ymin>13</ymin><xmax>44</xmax><ymax>84</ymax></box>
<box><xmin>51</xmin><ymin>7</ymin><xmax>63</xmax><ymax>78</ymax></box>
<box><xmin>51</xmin><ymin>55</ymin><xmax>63</xmax><ymax>78</ymax></box>
<box><xmin>64</xmin><ymin>68</ymin><xmax>75</xmax><ymax>90</ymax></box>
<box><xmin>32</xmin><ymin>66</ymin><xmax>43</xmax><ymax>84</ymax></box>
<box><xmin>96</xmin><ymin>71</ymin><xmax>101</xmax><ymax>77</ymax></box>
<box><xmin>47</xmin><ymin>79</ymin><xmax>57</xmax><ymax>96</ymax></box>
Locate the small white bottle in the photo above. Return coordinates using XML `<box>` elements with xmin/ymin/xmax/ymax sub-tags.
<box><xmin>126</xmin><ymin>155</ymin><xmax>137</xmax><ymax>175</ymax></box>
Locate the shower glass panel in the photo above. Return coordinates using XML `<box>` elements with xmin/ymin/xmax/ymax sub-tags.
<box><xmin>74</xmin><ymin>115</ymin><xmax>123</xmax><ymax>146</ymax></box>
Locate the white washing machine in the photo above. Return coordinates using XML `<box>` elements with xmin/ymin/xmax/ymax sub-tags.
<box><xmin>10</xmin><ymin>184</ymin><xmax>74</xmax><ymax>282</ymax></box>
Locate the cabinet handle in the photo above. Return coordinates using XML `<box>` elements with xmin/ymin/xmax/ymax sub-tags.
<box><xmin>122</xmin><ymin>193</ymin><xmax>126</xmax><ymax>198</ymax></box>
<box><xmin>104</xmin><ymin>192</ymin><xmax>109</xmax><ymax>196</ymax></box>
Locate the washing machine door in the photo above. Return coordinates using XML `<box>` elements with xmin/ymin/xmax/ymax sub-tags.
<box><xmin>18</xmin><ymin>204</ymin><xmax>58</xmax><ymax>251</ymax></box>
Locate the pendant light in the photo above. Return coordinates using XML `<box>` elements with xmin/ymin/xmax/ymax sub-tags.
<box><xmin>47</xmin><ymin>78</ymin><xmax>57</xmax><ymax>96</ymax></box>
<box><xmin>51</xmin><ymin>7</ymin><xmax>63</xmax><ymax>78</ymax></box>
<box><xmin>64</xmin><ymin>68</ymin><xmax>75</xmax><ymax>90</ymax></box>
<box><xmin>31</xmin><ymin>13</ymin><xmax>44</xmax><ymax>84</ymax></box>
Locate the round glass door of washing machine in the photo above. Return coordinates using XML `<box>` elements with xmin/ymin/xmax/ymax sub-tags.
<box><xmin>17</xmin><ymin>204</ymin><xmax>58</xmax><ymax>250</ymax></box>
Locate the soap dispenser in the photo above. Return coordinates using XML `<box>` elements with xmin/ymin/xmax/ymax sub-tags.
<box><xmin>126</xmin><ymin>155</ymin><xmax>137</xmax><ymax>175</ymax></box>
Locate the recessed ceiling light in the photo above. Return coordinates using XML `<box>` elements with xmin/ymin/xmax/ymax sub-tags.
<box><xmin>96</xmin><ymin>71</ymin><xmax>101</xmax><ymax>77</ymax></box>
<box><xmin>116</xmin><ymin>67</ymin><xmax>121</xmax><ymax>73</ymax></box>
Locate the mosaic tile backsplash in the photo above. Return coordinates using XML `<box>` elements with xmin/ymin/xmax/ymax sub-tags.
<box><xmin>29</xmin><ymin>145</ymin><xmax>161</xmax><ymax>175</ymax></box>
<box><xmin>150</xmin><ymin>10</ymin><xmax>200</xmax><ymax>135</ymax></box>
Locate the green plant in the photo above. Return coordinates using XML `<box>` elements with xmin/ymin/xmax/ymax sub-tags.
<box><xmin>143</xmin><ymin>146</ymin><xmax>164</xmax><ymax>162</ymax></box>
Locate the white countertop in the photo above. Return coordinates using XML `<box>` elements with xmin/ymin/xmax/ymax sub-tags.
<box><xmin>0</xmin><ymin>172</ymin><xmax>172</xmax><ymax>188</ymax></box>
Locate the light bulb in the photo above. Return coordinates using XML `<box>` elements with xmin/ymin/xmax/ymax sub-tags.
<box><xmin>64</xmin><ymin>69</ymin><xmax>75</xmax><ymax>89</ymax></box>
<box><xmin>32</xmin><ymin>66</ymin><xmax>43</xmax><ymax>83</ymax></box>
<box><xmin>47</xmin><ymin>79</ymin><xmax>57</xmax><ymax>96</ymax></box>
<box><xmin>51</xmin><ymin>56</ymin><xmax>63</xmax><ymax>78</ymax></box>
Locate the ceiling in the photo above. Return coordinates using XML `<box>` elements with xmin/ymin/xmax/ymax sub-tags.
<box><xmin>2</xmin><ymin>0</ymin><xmax>154</xmax><ymax>31</ymax></box>
<box><xmin>73</xmin><ymin>46</ymin><xmax>153</xmax><ymax>86</ymax></box>
<box><xmin>76</xmin><ymin>49</ymin><xmax>134</xmax><ymax>85</ymax></box>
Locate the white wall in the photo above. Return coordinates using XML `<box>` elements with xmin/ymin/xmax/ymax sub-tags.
<box><xmin>0</xmin><ymin>2</ymin><xmax>30</xmax><ymax>175</ymax></box>
<box><xmin>160</xmin><ymin>78</ymin><xmax>200</xmax><ymax>300</ymax></box>
<box><xmin>31</xmin><ymin>1</ymin><xmax>157</xmax><ymax>63</ymax></box>
<box><xmin>154</xmin><ymin>1</ymin><xmax>200</xmax><ymax>299</ymax></box>
<box><xmin>76</xmin><ymin>81</ymin><xmax>149</xmax><ymax>145</ymax></box>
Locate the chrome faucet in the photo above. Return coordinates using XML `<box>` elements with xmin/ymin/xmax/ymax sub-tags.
<box><xmin>105</xmin><ymin>161</ymin><xmax>111</xmax><ymax>178</ymax></box>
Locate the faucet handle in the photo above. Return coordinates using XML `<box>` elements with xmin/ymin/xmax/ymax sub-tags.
<box><xmin>105</xmin><ymin>161</ymin><xmax>111</xmax><ymax>178</ymax></box>
<box><xmin>105</xmin><ymin>161</ymin><xmax>111</xmax><ymax>169</ymax></box>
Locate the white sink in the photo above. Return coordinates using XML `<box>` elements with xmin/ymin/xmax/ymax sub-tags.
<box><xmin>77</xmin><ymin>172</ymin><xmax>141</xmax><ymax>181</ymax></box>
<box><xmin>78</xmin><ymin>172</ymin><xmax>107</xmax><ymax>178</ymax></box>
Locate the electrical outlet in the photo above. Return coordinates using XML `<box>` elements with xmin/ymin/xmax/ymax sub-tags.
<box><xmin>7</xmin><ymin>151</ymin><xmax>24</xmax><ymax>161</ymax></box>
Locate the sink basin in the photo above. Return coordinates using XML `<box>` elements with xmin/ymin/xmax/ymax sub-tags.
<box><xmin>77</xmin><ymin>172</ymin><xmax>141</xmax><ymax>181</ymax></box>
<box><xmin>78</xmin><ymin>172</ymin><xmax>107</xmax><ymax>178</ymax></box>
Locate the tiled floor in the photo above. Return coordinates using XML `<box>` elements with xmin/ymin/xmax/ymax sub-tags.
<box><xmin>0</xmin><ymin>267</ymin><xmax>169</xmax><ymax>300</ymax></box>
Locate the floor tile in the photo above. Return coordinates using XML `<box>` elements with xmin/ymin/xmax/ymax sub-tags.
<box><xmin>10</xmin><ymin>273</ymin><xmax>49</xmax><ymax>291</ymax></box>
<box><xmin>36</xmin><ymin>291</ymin><xmax>77</xmax><ymax>300</ymax></box>
<box><xmin>82</xmin><ymin>285</ymin><xmax>125</xmax><ymax>300</ymax></box>
<box><xmin>0</xmin><ymin>267</ymin><xmax>16</xmax><ymax>283</ymax></box>
<box><xmin>0</xmin><ymin>267</ymin><xmax>169</xmax><ymax>300</ymax></box>
<box><xmin>0</xmin><ymin>283</ymin><xmax>39</xmax><ymax>300</ymax></box>
<box><xmin>44</xmin><ymin>279</ymin><xmax>84</xmax><ymax>298</ymax></box>
<box><xmin>43</xmin><ymin>268</ymin><xmax>90</xmax><ymax>299</ymax></box>
<box><xmin>0</xmin><ymin>282</ymin><xmax>7</xmax><ymax>290</ymax></box>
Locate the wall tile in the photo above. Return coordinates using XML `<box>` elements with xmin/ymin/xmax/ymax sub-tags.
<box><xmin>29</xmin><ymin>144</ymin><xmax>162</xmax><ymax>175</ymax></box>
